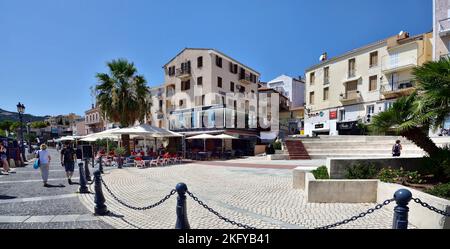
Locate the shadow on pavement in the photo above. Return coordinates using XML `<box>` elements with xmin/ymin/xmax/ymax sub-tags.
<box><xmin>45</xmin><ymin>184</ymin><xmax>66</xmax><ymax>188</ymax></box>
<box><xmin>0</xmin><ymin>195</ymin><xmax>17</xmax><ymax>200</ymax></box>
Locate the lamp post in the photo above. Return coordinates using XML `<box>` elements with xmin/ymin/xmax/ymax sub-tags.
<box><xmin>16</xmin><ymin>102</ymin><xmax>26</xmax><ymax>164</ymax></box>
<box><xmin>26</xmin><ymin>123</ymin><xmax>32</xmax><ymax>153</ymax></box>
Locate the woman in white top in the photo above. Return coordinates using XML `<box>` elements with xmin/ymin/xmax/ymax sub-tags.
<box><xmin>36</xmin><ymin>144</ymin><xmax>51</xmax><ymax>187</ymax></box>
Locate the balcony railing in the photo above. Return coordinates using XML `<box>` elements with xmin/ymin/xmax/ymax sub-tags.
<box><xmin>340</xmin><ymin>90</ymin><xmax>361</xmax><ymax>104</ymax></box>
<box><xmin>347</xmin><ymin>69</ymin><xmax>356</xmax><ymax>79</ymax></box>
<box><xmin>439</xmin><ymin>17</ymin><xmax>450</xmax><ymax>36</ymax></box>
<box><xmin>381</xmin><ymin>55</ymin><xmax>417</xmax><ymax>73</ymax></box>
<box><xmin>176</xmin><ymin>67</ymin><xmax>191</xmax><ymax>79</ymax></box>
<box><xmin>239</xmin><ymin>73</ymin><xmax>254</xmax><ymax>84</ymax></box>
<box><xmin>381</xmin><ymin>80</ymin><xmax>416</xmax><ymax>99</ymax></box>
<box><xmin>324</xmin><ymin>77</ymin><xmax>330</xmax><ymax>85</ymax></box>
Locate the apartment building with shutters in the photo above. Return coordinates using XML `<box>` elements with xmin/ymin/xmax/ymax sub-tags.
<box><xmin>304</xmin><ymin>31</ymin><xmax>433</xmax><ymax>136</ymax></box>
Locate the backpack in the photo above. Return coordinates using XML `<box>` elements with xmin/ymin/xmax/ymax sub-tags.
<box><xmin>392</xmin><ymin>144</ymin><xmax>400</xmax><ymax>154</ymax></box>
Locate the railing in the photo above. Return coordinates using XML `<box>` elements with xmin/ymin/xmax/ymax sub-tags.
<box><xmin>381</xmin><ymin>54</ymin><xmax>417</xmax><ymax>72</ymax></box>
<box><xmin>347</xmin><ymin>69</ymin><xmax>356</xmax><ymax>79</ymax></box>
<box><xmin>176</xmin><ymin>67</ymin><xmax>191</xmax><ymax>78</ymax></box>
<box><xmin>381</xmin><ymin>80</ymin><xmax>415</xmax><ymax>92</ymax></box>
<box><xmin>87</xmin><ymin>169</ymin><xmax>450</xmax><ymax>229</ymax></box>
<box><xmin>324</xmin><ymin>77</ymin><xmax>330</xmax><ymax>85</ymax></box>
<box><xmin>239</xmin><ymin>73</ymin><xmax>254</xmax><ymax>84</ymax></box>
<box><xmin>340</xmin><ymin>90</ymin><xmax>360</xmax><ymax>100</ymax></box>
<box><xmin>439</xmin><ymin>17</ymin><xmax>450</xmax><ymax>35</ymax></box>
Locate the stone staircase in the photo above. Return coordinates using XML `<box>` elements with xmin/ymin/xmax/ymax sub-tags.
<box><xmin>297</xmin><ymin>136</ymin><xmax>429</xmax><ymax>159</ymax></box>
<box><xmin>284</xmin><ymin>140</ymin><xmax>311</xmax><ymax>160</ymax></box>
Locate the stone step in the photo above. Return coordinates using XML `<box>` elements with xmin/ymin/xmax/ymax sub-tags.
<box><xmin>309</xmin><ymin>153</ymin><xmax>426</xmax><ymax>159</ymax></box>
<box><xmin>306</xmin><ymin>149</ymin><xmax>424</xmax><ymax>154</ymax></box>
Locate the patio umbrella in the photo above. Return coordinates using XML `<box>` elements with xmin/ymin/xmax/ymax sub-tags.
<box><xmin>186</xmin><ymin>133</ymin><xmax>216</xmax><ymax>152</ymax></box>
<box><xmin>214</xmin><ymin>134</ymin><xmax>238</xmax><ymax>154</ymax></box>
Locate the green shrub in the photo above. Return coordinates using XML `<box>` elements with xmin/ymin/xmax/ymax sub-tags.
<box><xmin>420</xmin><ymin>147</ymin><xmax>450</xmax><ymax>181</ymax></box>
<box><xmin>115</xmin><ymin>147</ymin><xmax>126</xmax><ymax>156</ymax></box>
<box><xmin>378</xmin><ymin>167</ymin><xmax>424</xmax><ymax>184</ymax></box>
<box><xmin>426</xmin><ymin>182</ymin><xmax>450</xmax><ymax>200</ymax></box>
<box><xmin>345</xmin><ymin>162</ymin><xmax>378</xmax><ymax>179</ymax></box>
<box><xmin>272</xmin><ymin>141</ymin><xmax>282</xmax><ymax>150</ymax></box>
<box><xmin>312</xmin><ymin>166</ymin><xmax>329</xmax><ymax>179</ymax></box>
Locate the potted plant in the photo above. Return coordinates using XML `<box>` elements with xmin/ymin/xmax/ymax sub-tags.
<box><xmin>115</xmin><ymin>146</ymin><xmax>126</xmax><ymax>169</ymax></box>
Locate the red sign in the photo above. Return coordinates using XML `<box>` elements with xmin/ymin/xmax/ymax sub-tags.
<box><xmin>329</xmin><ymin>110</ymin><xmax>337</xmax><ymax>120</ymax></box>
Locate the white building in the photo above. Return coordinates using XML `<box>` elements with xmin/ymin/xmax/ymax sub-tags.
<box><xmin>266</xmin><ymin>75</ymin><xmax>305</xmax><ymax>108</ymax></box>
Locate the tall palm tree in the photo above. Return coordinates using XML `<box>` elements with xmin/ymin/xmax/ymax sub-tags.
<box><xmin>370</xmin><ymin>93</ymin><xmax>440</xmax><ymax>157</ymax></box>
<box><xmin>413</xmin><ymin>57</ymin><xmax>450</xmax><ymax>131</ymax></box>
<box><xmin>95</xmin><ymin>59</ymin><xmax>150</xmax><ymax>155</ymax></box>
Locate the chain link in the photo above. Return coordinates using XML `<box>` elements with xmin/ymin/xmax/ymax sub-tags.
<box><xmin>186</xmin><ymin>191</ymin><xmax>257</xmax><ymax>229</ymax></box>
<box><xmin>412</xmin><ymin>198</ymin><xmax>450</xmax><ymax>217</ymax></box>
<box><xmin>100</xmin><ymin>178</ymin><xmax>176</xmax><ymax>210</ymax></box>
<box><xmin>315</xmin><ymin>199</ymin><xmax>394</xmax><ymax>229</ymax></box>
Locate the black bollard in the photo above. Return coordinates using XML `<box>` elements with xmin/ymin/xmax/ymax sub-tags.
<box><xmin>175</xmin><ymin>183</ymin><xmax>190</xmax><ymax>229</ymax></box>
<box><xmin>392</xmin><ymin>189</ymin><xmax>412</xmax><ymax>229</ymax></box>
<box><xmin>94</xmin><ymin>170</ymin><xmax>108</xmax><ymax>216</ymax></box>
<box><xmin>78</xmin><ymin>162</ymin><xmax>89</xmax><ymax>193</ymax></box>
<box><xmin>99</xmin><ymin>155</ymin><xmax>104</xmax><ymax>174</ymax></box>
<box><xmin>84</xmin><ymin>159</ymin><xmax>92</xmax><ymax>181</ymax></box>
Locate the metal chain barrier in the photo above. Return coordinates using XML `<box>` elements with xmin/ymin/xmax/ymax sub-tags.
<box><xmin>101</xmin><ymin>178</ymin><xmax>176</xmax><ymax>210</ymax></box>
<box><xmin>412</xmin><ymin>197</ymin><xmax>450</xmax><ymax>217</ymax></box>
<box><xmin>186</xmin><ymin>191</ymin><xmax>257</xmax><ymax>229</ymax></box>
<box><xmin>315</xmin><ymin>199</ymin><xmax>394</xmax><ymax>229</ymax></box>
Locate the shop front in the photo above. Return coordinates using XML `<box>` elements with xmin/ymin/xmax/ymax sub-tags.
<box><xmin>336</xmin><ymin>121</ymin><xmax>363</xmax><ymax>135</ymax></box>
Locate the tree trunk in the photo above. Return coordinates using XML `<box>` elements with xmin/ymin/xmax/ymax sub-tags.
<box><xmin>121</xmin><ymin>134</ymin><xmax>131</xmax><ymax>156</ymax></box>
<box><xmin>401</xmin><ymin>127</ymin><xmax>440</xmax><ymax>157</ymax></box>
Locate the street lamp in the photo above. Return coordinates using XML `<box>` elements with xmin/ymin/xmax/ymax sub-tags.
<box><xmin>16</xmin><ymin>102</ymin><xmax>26</xmax><ymax>165</ymax></box>
<box><xmin>26</xmin><ymin>123</ymin><xmax>32</xmax><ymax>153</ymax></box>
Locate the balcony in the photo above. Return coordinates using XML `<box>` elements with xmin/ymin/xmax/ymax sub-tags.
<box><xmin>324</xmin><ymin>77</ymin><xmax>330</xmax><ymax>85</ymax></box>
<box><xmin>381</xmin><ymin>80</ymin><xmax>416</xmax><ymax>99</ymax></box>
<box><xmin>347</xmin><ymin>69</ymin><xmax>356</xmax><ymax>79</ymax></box>
<box><xmin>239</xmin><ymin>73</ymin><xmax>254</xmax><ymax>84</ymax></box>
<box><xmin>176</xmin><ymin>67</ymin><xmax>191</xmax><ymax>79</ymax></box>
<box><xmin>439</xmin><ymin>18</ymin><xmax>450</xmax><ymax>37</ymax></box>
<box><xmin>339</xmin><ymin>90</ymin><xmax>362</xmax><ymax>105</ymax></box>
<box><xmin>381</xmin><ymin>54</ymin><xmax>417</xmax><ymax>74</ymax></box>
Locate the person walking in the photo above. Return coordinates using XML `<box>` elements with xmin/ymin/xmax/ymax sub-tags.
<box><xmin>61</xmin><ymin>142</ymin><xmax>76</xmax><ymax>185</ymax></box>
<box><xmin>0</xmin><ymin>143</ymin><xmax>11</xmax><ymax>175</ymax></box>
<box><xmin>36</xmin><ymin>144</ymin><xmax>51</xmax><ymax>187</ymax></box>
<box><xmin>392</xmin><ymin>140</ymin><xmax>402</xmax><ymax>157</ymax></box>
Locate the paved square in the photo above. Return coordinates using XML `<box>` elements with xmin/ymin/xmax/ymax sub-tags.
<box><xmin>79</xmin><ymin>163</ymin><xmax>403</xmax><ymax>229</ymax></box>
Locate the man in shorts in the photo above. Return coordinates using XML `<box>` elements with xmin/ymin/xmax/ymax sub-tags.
<box><xmin>61</xmin><ymin>142</ymin><xmax>76</xmax><ymax>184</ymax></box>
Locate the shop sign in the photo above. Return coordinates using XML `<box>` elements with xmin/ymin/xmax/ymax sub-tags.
<box><xmin>309</xmin><ymin>111</ymin><xmax>324</xmax><ymax>118</ymax></box>
<box><xmin>329</xmin><ymin>110</ymin><xmax>337</xmax><ymax>120</ymax></box>
<box><xmin>315</xmin><ymin>123</ymin><xmax>324</xmax><ymax>129</ymax></box>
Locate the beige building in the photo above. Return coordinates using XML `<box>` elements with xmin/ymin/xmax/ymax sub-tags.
<box><xmin>160</xmin><ymin>48</ymin><xmax>261</xmax><ymax>155</ymax></box>
<box><xmin>84</xmin><ymin>104</ymin><xmax>117</xmax><ymax>134</ymax></box>
<box><xmin>304</xmin><ymin>31</ymin><xmax>433</xmax><ymax>136</ymax></box>
<box><xmin>433</xmin><ymin>0</ymin><xmax>450</xmax><ymax>133</ymax></box>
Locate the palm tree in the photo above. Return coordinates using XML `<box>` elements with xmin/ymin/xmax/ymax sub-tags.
<box><xmin>95</xmin><ymin>59</ymin><xmax>150</xmax><ymax>155</ymax></box>
<box><xmin>413</xmin><ymin>57</ymin><xmax>450</xmax><ymax>131</ymax></box>
<box><xmin>370</xmin><ymin>93</ymin><xmax>440</xmax><ymax>157</ymax></box>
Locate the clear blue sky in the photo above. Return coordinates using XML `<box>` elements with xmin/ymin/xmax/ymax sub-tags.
<box><xmin>0</xmin><ymin>0</ymin><xmax>432</xmax><ymax>117</ymax></box>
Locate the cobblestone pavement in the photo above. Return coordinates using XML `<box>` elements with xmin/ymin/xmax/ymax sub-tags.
<box><xmin>0</xmin><ymin>149</ymin><xmax>113</xmax><ymax>229</ymax></box>
<box><xmin>79</xmin><ymin>163</ymin><xmax>410</xmax><ymax>229</ymax></box>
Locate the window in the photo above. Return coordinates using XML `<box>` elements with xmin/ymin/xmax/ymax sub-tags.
<box><xmin>367</xmin><ymin>105</ymin><xmax>375</xmax><ymax>115</ymax></box>
<box><xmin>348</xmin><ymin>58</ymin><xmax>356</xmax><ymax>78</ymax></box>
<box><xmin>217</xmin><ymin>77</ymin><xmax>222</xmax><ymax>88</ymax></box>
<box><xmin>230</xmin><ymin>81</ymin><xmax>235</xmax><ymax>92</ymax></box>
<box><xmin>233</xmin><ymin>64</ymin><xmax>238</xmax><ymax>74</ymax></box>
<box><xmin>324</xmin><ymin>67</ymin><xmax>329</xmax><ymax>85</ymax></box>
<box><xmin>239</xmin><ymin>85</ymin><xmax>246</xmax><ymax>93</ymax></box>
<box><xmin>181</xmin><ymin>80</ymin><xmax>190</xmax><ymax>91</ymax></box>
<box><xmin>179</xmin><ymin>100</ymin><xmax>184</xmax><ymax>108</ymax></box>
<box><xmin>339</xmin><ymin>109</ymin><xmax>346</xmax><ymax>121</ymax></box>
<box><xmin>323</xmin><ymin>87</ymin><xmax>329</xmax><ymax>101</ymax></box>
<box><xmin>167</xmin><ymin>66</ymin><xmax>175</xmax><ymax>76</ymax></box>
<box><xmin>310</xmin><ymin>72</ymin><xmax>315</xmax><ymax>85</ymax></box>
<box><xmin>197</xmin><ymin>56</ymin><xmax>203</xmax><ymax>68</ymax></box>
<box><xmin>369</xmin><ymin>51</ymin><xmax>378</xmax><ymax>67</ymax></box>
<box><xmin>309</xmin><ymin>91</ymin><xmax>315</xmax><ymax>105</ymax></box>
<box><xmin>197</xmin><ymin>77</ymin><xmax>203</xmax><ymax>86</ymax></box>
<box><xmin>229</xmin><ymin>62</ymin><xmax>236</xmax><ymax>73</ymax></box>
<box><xmin>369</xmin><ymin>75</ymin><xmax>377</xmax><ymax>91</ymax></box>
<box><xmin>215</xmin><ymin>55</ymin><xmax>222</xmax><ymax>68</ymax></box>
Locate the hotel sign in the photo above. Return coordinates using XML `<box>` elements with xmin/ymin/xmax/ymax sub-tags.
<box><xmin>329</xmin><ymin>110</ymin><xmax>337</xmax><ymax>120</ymax></box>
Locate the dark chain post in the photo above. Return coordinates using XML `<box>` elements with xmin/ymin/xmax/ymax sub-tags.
<box><xmin>393</xmin><ymin>189</ymin><xmax>412</xmax><ymax>229</ymax></box>
<box><xmin>84</xmin><ymin>159</ymin><xmax>92</xmax><ymax>181</ymax></box>
<box><xmin>94</xmin><ymin>170</ymin><xmax>108</xmax><ymax>215</ymax></box>
<box><xmin>175</xmin><ymin>183</ymin><xmax>190</xmax><ymax>229</ymax></box>
<box><xmin>78</xmin><ymin>162</ymin><xmax>89</xmax><ymax>193</ymax></box>
<box><xmin>99</xmin><ymin>155</ymin><xmax>104</xmax><ymax>174</ymax></box>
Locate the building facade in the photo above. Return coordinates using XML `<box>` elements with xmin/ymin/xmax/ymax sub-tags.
<box><xmin>266</xmin><ymin>75</ymin><xmax>305</xmax><ymax>108</ymax></box>
<box><xmin>304</xmin><ymin>31</ymin><xmax>433</xmax><ymax>136</ymax></box>
<box><xmin>433</xmin><ymin>0</ymin><xmax>450</xmax><ymax>134</ymax></box>
<box><xmin>161</xmin><ymin>48</ymin><xmax>261</xmax><ymax>155</ymax></box>
<box><xmin>85</xmin><ymin>105</ymin><xmax>107</xmax><ymax>134</ymax></box>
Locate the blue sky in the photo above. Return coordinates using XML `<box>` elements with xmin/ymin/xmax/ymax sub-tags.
<box><xmin>0</xmin><ymin>0</ymin><xmax>432</xmax><ymax>117</ymax></box>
